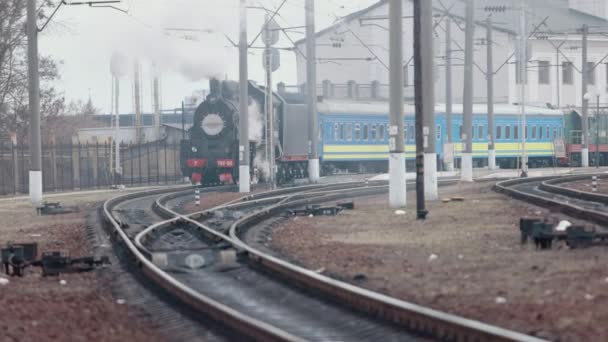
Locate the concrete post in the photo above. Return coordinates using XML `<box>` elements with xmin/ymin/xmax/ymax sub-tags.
<box><xmin>445</xmin><ymin>18</ymin><xmax>454</xmax><ymax>172</ymax></box>
<box><xmin>388</xmin><ymin>0</ymin><xmax>406</xmax><ymax>208</ymax></box>
<box><xmin>487</xmin><ymin>18</ymin><xmax>496</xmax><ymax>170</ymax></box>
<box><xmin>238</xmin><ymin>0</ymin><xmax>250</xmax><ymax>192</ymax></box>
<box><xmin>461</xmin><ymin>0</ymin><xmax>475</xmax><ymax>182</ymax></box>
<box><xmin>306</xmin><ymin>0</ymin><xmax>320</xmax><ymax>182</ymax></box>
<box><xmin>421</xmin><ymin>0</ymin><xmax>437</xmax><ymax>201</ymax></box>
<box><xmin>71</xmin><ymin>136</ymin><xmax>80</xmax><ymax>190</ymax></box>
<box><xmin>27</xmin><ymin>0</ymin><xmax>42</xmax><ymax>206</ymax></box>
<box><xmin>581</xmin><ymin>24</ymin><xmax>589</xmax><ymax>167</ymax></box>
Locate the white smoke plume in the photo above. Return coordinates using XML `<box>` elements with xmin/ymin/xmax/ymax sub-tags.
<box><xmin>104</xmin><ymin>0</ymin><xmax>238</xmax><ymax>81</ymax></box>
<box><xmin>248</xmin><ymin>99</ymin><xmax>264</xmax><ymax>143</ymax></box>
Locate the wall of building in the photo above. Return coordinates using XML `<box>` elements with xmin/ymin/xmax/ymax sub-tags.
<box><xmin>76</xmin><ymin>126</ymin><xmax>164</xmax><ymax>144</ymax></box>
<box><xmin>295</xmin><ymin>1</ymin><xmax>608</xmax><ymax>108</ymax></box>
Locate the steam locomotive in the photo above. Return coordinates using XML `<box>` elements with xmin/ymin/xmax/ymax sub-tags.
<box><xmin>180</xmin><ymin>79</ymin><xmax>310</xmax><ymax>186</ymax></box>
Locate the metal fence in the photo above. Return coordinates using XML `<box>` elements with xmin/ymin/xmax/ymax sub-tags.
<box><xmin>0</xmin><ymin>140</ymin><xmax>185</xmax><ymax>195</ymax></box>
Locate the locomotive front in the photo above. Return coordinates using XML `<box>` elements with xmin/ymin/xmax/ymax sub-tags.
<box><xmin>180</xmin><ymin>81</ymin><xmax>239</xmax><ymax>185</ymax></box>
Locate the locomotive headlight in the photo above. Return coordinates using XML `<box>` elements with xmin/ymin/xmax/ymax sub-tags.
<box><xmin>201</xmin><ymin>113</ymin><xmax>225</xmax><ymax>136</ymax></box>
<box><xmin>191</xmin><ymin>146</ymin><xmax>198</xmax><ymax>152</ymax></box>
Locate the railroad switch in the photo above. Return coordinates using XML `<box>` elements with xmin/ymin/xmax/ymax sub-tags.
<box><xmin>1</xmin><ymin>243</ymin><xmax>110</xmax><ymax>277</ymax></box>
<box><xmin>287</xmin><ymin>203</ymin><xmax>350</xmax><ymax>217</ymax></box>
<box><xmin>36</xmin><ymin>202</ymin><xmax>79</xmax><ymax>216</ymax></box>
<box><xmin>519</xmin><ymin>217</ymin><xmax>604</xmax><ymax>250</ymax></box>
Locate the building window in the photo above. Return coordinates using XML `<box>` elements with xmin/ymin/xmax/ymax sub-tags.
<box><xmin>587</xmin><ymin>62</ymin><xmax>596</xmax><ymax>85</ymax></box>
<box><xmin>505</xmin><ymin>126</ymin><xmax>511</xmax><ymax>139</ymax></box>
<box><xmin>355</xmin><ymin>124</ymin><xmax>361</xmax><ymax>140</ymax></box>
<box><xmin>347</xmin><ymin>124</ymin><xmax>352</xmax><ymax>141</ymax></box>
<box><xmin>371</xmin><ymin>125</ymin><xmax>377</xmax><ymax>141</ymax></box>
<box><xmin>437</xmin><ymin>125</ymin><xmax>441</xmax><ymax>140</ymax></box>
<box><xmin>497</xmin><ymin>126</ymin><xmax>502</xmax><ymax>139</ymax></box>
<box><xmin>363</xmin><ymin>124</ymin><xmax>369</xmax><ymax>140</ymax></box>
<box><xmin>514</xmin><ymin>125</ymin><xmax>519</xmax><ymax>139</ymax></box>
<box><xmin>379</xmin><ymin>125</ymin><xmax>385</xmax><ymax>141</ymax></box>
<box><xmin>478</xmin><ymin>125</ymin><xmax>484</xmax><ymax>140</ymax></box>
<box><xmin>563</xmin><ymin>62</ymin><xmax>573</xmax><ymax>85</ymax></box>
<box><xmin>538</xmin><ymin>61</ymin><xmax>550</xmax><ymax>85</ymax></box>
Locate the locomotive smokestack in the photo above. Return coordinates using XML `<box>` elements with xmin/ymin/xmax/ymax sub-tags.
<box><xmin>209</xmin><ymin>78</ymin><xmax>221</xmax><ymax>97</ymax></box>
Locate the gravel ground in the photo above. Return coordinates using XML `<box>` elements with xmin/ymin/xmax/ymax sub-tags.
<box><xmin>0</xmin><ymin>193</ymin><xmax>163</xmax><ymax>341</ymax></box>
<box><xmin>564</xmin><ymin>178</ymin><xmax>608</xmax><ymax>193</ymax></box>
<box><xmin>271</xmin><ymin>182</ymin><xmax>608</xmax><ymax>341</ymax></box>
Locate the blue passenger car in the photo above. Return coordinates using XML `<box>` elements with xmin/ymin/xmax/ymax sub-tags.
<box><xmin>317</xmin><ymin>101</ymin><xmax>565</xmax><ymax>173</ymax></box>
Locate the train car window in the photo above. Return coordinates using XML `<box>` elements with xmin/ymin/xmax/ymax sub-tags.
<box><xmin>546</xmin><ymin>126</ymin><xmax>550</xmax><ymax>140</ymax></box>
<box><xmin>371</xmin><ymin>125</ymin><xmax>377</xmax><ymax>141</ymax></box>
<box><xmin>363</xmin><ymin>124</ymin><xmax>369</xmax><ymax>141</ymax></box>
<box><xmin>539</xmin><ymin>125</ymin><xmax>544</xmax><ymax>139</ymax></box>
<box><xmin>459</xmin><ymin>125</ymin><xmax>463</xmax><ymax>140</ymax></box>
<box><xmin>497</xmin><ymin>126</ymin><xmax>502</xmax><ymax>139</ymax></box>
<box><xmin>379</xmin><ymin>125</ymin><xmax>385</xmax><ymax>141</ymax></box>
<box><xmin>334</xmin><ymin>123</ymin><xmax>339</xmax><ymax>141</ymax></box>
<box><xmin>514</xmin><ymin>125</ymin><xmax>519</xmax><ymax>139</ymax></box>
<box><xmin>531</xmin><ymin>126</ymin><xmax>537</xmax><ymax>139</ymax></box>
<box><xmin>478</xmin><ymin>125</ymin><xmax>483</xmax><ymax>140</ymax></box>
<box><xmin>553</xmin><ymin>127</ymin><xmax>557</xmax><ymax>140</ymax></box>
<box><xmin>404</xmin><ymin>126</ymin><xmax>408</xmax><ymax>141</ymax></box>
<box><xmin>355</xmin><ymin>124</ymin><xmax>361</xmax><ymax>140</ymax></box>
<box><xmin>340</xmin><ymin>124</ymin><xmax>345</xmax><ymax>140</ymax></box>
<box><xmin>436</xmin><ymin>125</ymin><xmax>441</xmax><ymax>140</ymax></box>
<box><xmin>525</xmin><ymin>126</ymin><xmax>528</xmax><ymax>139</ymax></box>
<box><xmin>347</xmin><ymin>124</ymin><xmax>353</xmax><ymax>141</ymax></box>
<box><xmin>505</xmin><ymin>126</ymin><xmax>511</xmax><ymax>139</ymax></box>
<box><xmin>410</xmin><ymin>125</ymin><xmax>415</xmax><ymax>140</ymax></box>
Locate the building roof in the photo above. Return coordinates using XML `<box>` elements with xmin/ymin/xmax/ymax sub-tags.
<box><xmin>318</xmin><ymin>99</ymin><xmax>565</xmax><ymax>116</ymax></box>
<box><xmin>294</xmin><ymin>0</ymin><xmax>608</xmax><ymax>46</ymax></box>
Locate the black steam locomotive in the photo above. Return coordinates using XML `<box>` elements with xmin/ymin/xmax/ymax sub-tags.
<box><xmin>180</xmin><ymin>79</ymin><xmax>310</xmax><ymax>186</ymax></box>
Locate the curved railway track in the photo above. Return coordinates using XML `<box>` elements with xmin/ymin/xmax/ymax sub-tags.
<box><xmin>494</xmin><ymin>173</ymin><xmax>608</xmax><ymax>226</ymax></box>
<box><xmin>103</xmin><ymin>181</ymin><xmax>546</xmax><ymax>342</ymax></box>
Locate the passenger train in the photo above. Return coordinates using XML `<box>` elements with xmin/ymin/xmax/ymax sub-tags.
<box><xmin>180</xmin><ymin>79</ymin><xmax>571</xmax><ymax>185</ymax></box>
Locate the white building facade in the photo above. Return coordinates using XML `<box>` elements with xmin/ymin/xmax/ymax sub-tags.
<box><xmin>294</xmin><ymin>0</ymin><xmax>608</xmax><ymax>108</ymax></box>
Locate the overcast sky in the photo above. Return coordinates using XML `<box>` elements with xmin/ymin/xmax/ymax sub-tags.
<box><xmin>39</xmin><ymin>0</ymin><xmax>377</xmax><ymax>114</ymax></box>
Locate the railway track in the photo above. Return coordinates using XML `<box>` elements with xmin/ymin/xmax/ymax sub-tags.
<box><xmin>494</xmin><ymin>173</ymin><xmax>608</xmax><ymax>226</ymax></box>
<box><xmin>103</xmin><ymin>181</ymin><xmax>546</xmax><ymax>341</ymax></box>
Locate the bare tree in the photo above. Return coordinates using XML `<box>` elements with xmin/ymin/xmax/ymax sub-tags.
<box><xmin>0</xmin><ymin>0</ymin><xmax>65</xmax><ymax>143</ymax></box>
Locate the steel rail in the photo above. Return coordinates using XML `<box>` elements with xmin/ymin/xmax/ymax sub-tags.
<box><xmin>133</xmin><ymin>181</ymin><xmax>545</xmax><ymax>342</ymax></box>
<box><xmin>494</xmin><ymin>173</ymin><xmax>608</xmax><ymax>226</ymax></box>
<box><xmin>103</xmin><ymin>186</ymin><xmax>304</xmax><ymax>342</ymax></box>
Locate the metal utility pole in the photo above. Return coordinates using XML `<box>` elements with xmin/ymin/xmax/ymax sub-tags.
<box><xmin>388</xmin><ymin>0</ymin><xmax>406</xmax><ymax>208</ymax></box>
<box><xmin>518</xmin><ymin>1</ymin><xmax>528</xmax><ymax>176</ymax></box>
<box><xmin>445</xmin><ymin>18</ymin><xmax>454</xmax><ymax>172</ymax></box>
<box><xmin>27</xmin><ymin>0</ymin><xmax>42</xmax><ymax>206</ymax></box>
<box><xmin>419</xmin><ymin>0</ymin><xmax>436</xmax><ymax>205</ymax></box>
<box><xmin>596</xmin><ymin>94</ymin><xmax>600</xmax><ymax>168</ymax></box>
<box><xmin>238</xmin><ymin>0</ymin><xmax>251</xmax><ymax>193</ymax></box>
<box><xmin>114</xmin><ymin>77</ymin><xmax>121</xmax><ymax>183</ymax></box>
<box><xmin>581</xmin><ymin>24</ymin><xmax>590</xmax><ymax>167</ymax></box>
<box><xmin>486</xmin><ymin>17</ymin><xmax>496</xmax><ymax>170</ymax></box>
<box><xmin>133</xmin><ymin>60</ymin><xmax>143</xmax><ymax>144</ymax></box>
<box><xmin>306</xmin><ymin>0</ymin><xmax>320</xmax><ymax>182</ymax></box>
<box><xmin>264</xmin><ymin>15</ymin><xmax>276</xmax><ymax>189</ymax></box>
<box><xmin>153</xmin><ymin>65</ymin><xmax>161</xmax><ymax>140</ymax></box>
<box><xmin>461</xmin><ymin>0</ymin><xmax>475</xmax><ymax>182</ymax></box>
<box><xmin>181</xmin><ymin>101</ymin><xmax>185</xmax><ymax>140</ymax></box>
